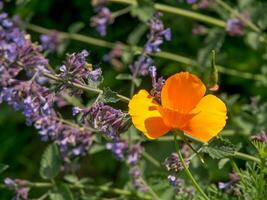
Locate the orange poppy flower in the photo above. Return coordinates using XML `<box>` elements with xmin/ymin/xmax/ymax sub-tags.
<box><xmin>128</xmin><ymin>72</ymin><xmax>227</xmax><ymax>142</ymax></box>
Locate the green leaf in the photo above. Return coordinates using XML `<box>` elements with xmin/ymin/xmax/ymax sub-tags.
<box><xmin>49</xmin><ymin>183</ymin><xmax>74</xmax><ymax>200</ymax></box>
<box><xmin>245</xmin><ymin>32</ymin><xmax>261</xmax><ymax>50</ymax></box>
<box><xmin>64</xmin><ymin>174</ymin><xmax>79</xmax><ymax>184</ymax></box>
<box><xmin>99</xmin><ymin>87</ymin><xmax>120</xmax><ymax>103</ymax></box>
<box><xmin>116</xmin><ymin>73</ymin><xmax>133</xmax><ymax>81</ymax></box>
<box><xmin>40</xmin><ymin>144</ymin><xmax>61</xmax><ymax>179</ymax></box>
<box><xmin>127</xmin><ymin>23</ymin><xmax>148</xmax><ymax>45</ymax></box>
<box><xmin>218</xmin><ymin>158</ymin><xmax>230</xmax><ymax>169</ymax></box>
<box><xmin>0</xmin><ymin>164</ymin><xmax>9</xmax><ymax>174</ymax></box>
<box><xmin>130</xmin><ymin>0</ymin><xmax>155</xmax><ymax>22</ymax></box>
<box><xmin>68</xmin><ymin>22</ymin><xmax>85</xmax><ymax>33</ymax></box>
<box><xmin>89</xmin><ymin>144</ymin><xmax>106</xmax><ymax>154</ymax></box>
<box><xmin>202</xmin><ymin>138</ymin><xmax>236</xmax><ymax>159</ymax></box>
<box><xmin>133</xmin><ymin>78</ymin><xmax>142</xmax><ymax>87</ymax></box>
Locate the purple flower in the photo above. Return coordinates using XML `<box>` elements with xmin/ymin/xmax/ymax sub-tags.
<box><xmin>106</xmin><ymin>139</ymin><xmax>128</xmax><ymax>160</ymax></box>
<box><xmin>88</xmin><ymin>68</ymin><xmax>102</xmax><ymax>81</ymax></box>
<box><xmin>127</xmin><ymin>143</ymin><xmax>143</xmax><ymax>165</ymax></box>
<box><xmin>40</xmin><ymin>30</ymin><xmax>61</xmax><ymax>52</ymax></box>
<box><xmin>164</xmin><ymin>153</ymin><xmax>190</xmax><ymax>172</ymax></box>
<box><xmin>252</xmin><ymin>131</ymin><xmax>267</xmax><ymax>143</ymax></box>
<box><xmin>167</xmin><ymin>174</ymin><xmax>194</xmax><ymax>196</ymax></box>
<box><xmin>35</xmin><ymin>116</ymin><xmax>93</xmax><ymax>159</ymax></box>
<box><xmin>168</xmin><ymin>175</ymin><xmax>181</xmax><ymax>186</ymax></box>
<box><xmin>130</xmin><ymin>55</ymin><xmax>154</xmax><ymax>76</ymax></box>
<box><xmin>0</xmin><ymin>81</ymin><xmax>54</xmax><ymax>125</ymax></box>
<box><xmin>57</xmin><ymin>50</ymin><xmax>101</xmax><ymax>93</ymax></box>
<box><xmin>149</xmin><ymin>66</ymin><xmax>165</xmax><ymax>103</ymax></box>
<box><xmin>186</xmin><ymin>0</ymin><xmax>197</xmax><ymax>4</ymax></box>
<box><xmin>218</xmin><ymin>171</ymin><xmax>240</xmax><ymax>191</ymax></box>
<box><xmin>0</xmin><ymin>12</ymin><xmax>48</xmax><ymax>81</ymax></box>
<box><xmin>4</xmin><ymin>178</ymin><xmax>30</xmax><ymax>200</ymax></box>
<box><xmin>72</xmin><ymin>106</ymin><xmax>82</xmax><ymax>116</ymax></box>
<box><xmin>74</xmin><ymin>103</ymin><xmax>126</xmax><ymax>139</ymax></box>
<box><xmin>90</xmin><ymin>7</ymin><xmax>113</xmax><ymax>36</ymax></box>
<box><xmin>226</xmin><ymin>13</ymin><xmax>249</xmax><ymax>36</ymax></box>
<box><xmin>129</xmin><ymin>166</ymin><xmax>148</xmax><ymax>192</ymax></box>
<box><xmin>144</xmin><ymin>13</ymin><xmax>171</xmax><ymax>53</ymax></box>
<box><xmin>4</xmin><ymin>178</ymin><xmax>15</xmax><ymax>186</ymax></box>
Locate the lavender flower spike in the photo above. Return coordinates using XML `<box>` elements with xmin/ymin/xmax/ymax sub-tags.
<box><xmin>91</xmin><ymin>7</ymin><xmax>113</xmax><ymax>36</ymax></box>
<box><xmin>74</xmin><ymin>103</ymin><xmax>126</xmax><ymax>139</ymax></box>
<box><xmin>144</xmin><ymin>12</ymin><xmax>172</xmax><ymax>53</ymax></box>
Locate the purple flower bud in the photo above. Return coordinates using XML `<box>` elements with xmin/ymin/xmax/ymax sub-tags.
<box><xmin>144</xmin><ymin>12</ymin><xmax>172</xmax><ymax>53</ymax></box>
<box><xmin>40</xmin><ymin>30</ymin><xmax>61</xmax><ymax>52</ymax></box>
<box><xmin>78</xmin><ymin>103</ymin><xmax>125</xmax><ymax>139</ymax></box>
<box><xmin>252</xmin><ymin>131</ymin><xmax>267</xmax><ymax>143</ymax></box>
<box><xmin>226</xmin><ymin>13</ymin><xmax>249</xmax><ymax>36</ymax></box>
<box><xmin>72</xmin><ymin>107</ymin><xmax>82</xmax><ymax>116</ymax></box>
<box><xmin>129</xmin><ymin>166</ymin><xmax>148</xmax><ymax>192</ymax></box>
<box><xmin>4</xmin><ymin>178</ymin><xmax>15</xmax><ymax>186</ymax></box>
<box><xmin>90</xmin><ymin>7</ymin><xmax>113</xmax><ymax>36</ymax></box>
<box><xmin>16</xmin><ymin>187</ymin><xmax>30</xmax><ymax>200</ymax></box>
<box><xmin>130</xmin><ymin>55</ymin><xmax>154</xmax><ymax>76</ymax></box>
<box><xmin>59</xmin><ymin>65</ymin><xmax>67</xmax><ymax>72</ymax></box>
<box><xmin>88</xmin><ymin>68</ymin><xmax>102</xmax><ymax>81</ymax></box>
<box><xmin>164</xmin><ymin>153</ymin><xmax>190</xmax><ymax>172</ymax></box>
<box><xmin>187</xmin><ymin>0</ymin><xmax>197</xmax><ymax>4</ymax></box>
<box><xmin>149</xmin><ymin>66</ymin><xmax>165</xmax><ymax>103</ymax></box>
<box><xmin>127</xmin><ymin>143</ymin><xmax>143</xmax><ymax>165</ymax></box>
<box><xmin>168</xmin><ymin>175</ymin><xmax>178</xmax><ymax>186</ymax></box>
<box><xmin>106</xmin><ymin>139</ymin><xmax>128</xmax><ymax>160</ymax></box>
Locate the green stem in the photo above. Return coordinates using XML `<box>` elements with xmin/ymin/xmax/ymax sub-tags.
<box><xmin>109</xmin><ymin>0</ymin><xmax>226</xmax><ymax>28</ymax></box>
<box><xmin>0</xmin><ymin>182</ymin><xmax>152</xmax><ymax>199</ymax></box>
<box><xmin>142</xmin><ymin>151</ymin><xmax>161</xmax><ymax>168</ymax></box>
<box><xmin>42</xmin><ymin>72</ymin><xmax>130</xmax><ymax>103</ymax></box>
<box><xmin>112</xmin><ymin>6</ymin><xmax>132</xmax><ymax>18</ymax></box>
<box><xmin>173</xmin><ymin>134</ymin><xmax>210</xmax><ymax>200</ymax></box>
<box><xmin>26</xmin><ymin>24</ymin><xmax>265</xmax><ymax>82</ymax></box>
<box><xmin>233</xmin><ymin>151</ymin><xmax>261</xmax><ymax>164</ymax></box>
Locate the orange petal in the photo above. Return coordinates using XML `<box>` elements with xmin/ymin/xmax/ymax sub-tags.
<box><xmin>158</xmin><ymin>107</ymin><xmax>197</xmax><ymax>129</ymax></box>
<box><xmin>161</xmin><ymin>72</ymin><xmax>206</xmax><ymax>113</ymax></box>
<box><xmin>182</xmin><ymin>95</ymin><xmax>227</xmax><ymax>142</ymax></box>
<box><xmin>128</xmin><ymin>90</ymin><xmax>171</xmax><ymax>139</ymax></box>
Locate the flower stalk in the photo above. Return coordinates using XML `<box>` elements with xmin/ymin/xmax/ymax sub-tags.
<box><xmin>42</xmin><ymin>72</ymin><xmax>130</xmax><ymax>103</ymax></box>
<box><xmin>109</xmin><ymin>0</ymin><xmax>226</xmax><ymax>28</ymax></box>
<box><xmin>173</xmin><ymin>133</ymin><xmax>210</xmax><ymax>200</ymax></box>
<box><xmin>0</xmin><ymin>182</ymin><xmax>153</xmax><ymax>199</ymax></box>
<box><xmin>27</xmin><ymin>24</ymin><xmax>265</xmax><ymax>82</ymax></box>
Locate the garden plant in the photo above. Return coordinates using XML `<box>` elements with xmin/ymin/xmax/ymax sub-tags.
<box><xmin>0</xmin><ymin>0</ymin><xmax>267</xmax><ymax>199</ymax></box>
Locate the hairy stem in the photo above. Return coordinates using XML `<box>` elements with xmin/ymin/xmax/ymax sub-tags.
<box><xmin>42</xmin><ymin>72</ymin><xmax>130</xmax><ymax>103</ymax></box>
<box><xmin>173</xmin><ymin>133</ymin><xmax>210</xmax><ymax>200</ymax></box>
<box><xmin>0</xmin><ymin>182</ymin><xmax>153</xmax><ymax>199</ymax></box>
<box><xmin>109</xmin><ymin>0</ymin><xmax>226</xmax><ymax>28</ymax></box>
<box><xmin>233</xmin><ymin>151</ymin><xmax>261</xmax><ymax>164</ymax></box>
<box><xmin>27</xmin><ymin>24</ymin><xmax>265</xmax><ymax>82</ymax></box>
